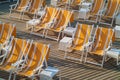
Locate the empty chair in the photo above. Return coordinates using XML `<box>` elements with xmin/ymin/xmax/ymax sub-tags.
<box><xmin>45</xmin><ymin>9</ymin><xmax>74</xmax><ymax>41</ymax></box>
<box><xmin>22</xmin><ymin>0</ymin><xmax>46</xmax><ymax>20</ymax></box>
<box><xmin>29</xmin><ymin>7</ymin><xmax>60</xmax><ymax>37</ymax></box>
<box><xmin>85</xmin><ymin>27</ymin><xmax>114</xmax><ymax>67</ymax></box>
<box><xmin>64</xmin><ymin>23</ymin><xmax>94</xmax><ymax>61</ymax></box>
<box><xmin>85</xmin><ymin>0</ymin><xmax>105</xmax><ymax>23</ymax></box>
<box><xmin>10</xmin><ymin>42</ymin><xmax>50</xmax><ymax>80</ymax></box>
<box><xmin>0</xmin><ymin>38</ymin><xmax>30</xmax><ymax>71</ymax></box>
<box><xmin>9</xmin><ymin>0</ymin><xmax>30</xmax><ymax>19</ymax></box>
<box><xmin>99</xmin><ymin>0</ymin><xmax>120</xmax><ymax>26</ymax></box>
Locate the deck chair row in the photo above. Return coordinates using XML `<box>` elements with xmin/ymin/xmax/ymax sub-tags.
<box><xmin>82</xmin><ymin>0</ymin><xmax>120</xmax><ymax>27</ymax></box>
<box><xmin>0</xmin><ymin>38</ymin><xmax>50</xmax><ymax>80</ymax></box>
<box><xmin>0</xmin><ymin>22</ymin><xmax>16</xmax><ymax>46</ymax></box>
<box><xmin>9</xmin><ymin>0</ymin><xmax>46</xmax><ymax>20</ymax></box>
<box><xmin>64</xmin><ymin>23</ymin><xmax>115</xmax><ymax>67</ymax></box>
<box><xmin>26</xmin><ymin>7</ymin><xmax>74</xmax><ymax>41</ymax></box>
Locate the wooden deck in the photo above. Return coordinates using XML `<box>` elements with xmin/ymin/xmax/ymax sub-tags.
<box><xmin>0</xmin><ymin>2</ymin><xmax>120</xmax><ymax>80</ymax></box>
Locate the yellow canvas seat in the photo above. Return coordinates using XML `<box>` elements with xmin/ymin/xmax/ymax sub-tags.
<box><xmin>64</xmin><ymin>23</ymin><xmax>94</xmax><ymax>62</ymax></box>
<box><xmin>45</xmin><ymin>9</ymin><xmax>74</xmax><ymax>41</ymax></box>
<box><xmin>22</xmin><ymin>0</ymin><xmax>46</xmax><ymax>20</ymax></box>
<box><xmin>0</xmin><ymin>23</ymin><xmax>16</xmax><ymax>45</ymax></box>
<box><xmin>99</xmin><ymin>0</ymin><xmax>120</xmax><ymax>26</ymax></box>
<box><xmin>85</xmin><ymin>27</ymin><xmax>114</xmax><ymax>67</ymax></box>
<box><xmin>11</xmin><ymin>42</ymin><xmax>50</xmax><ymax>80</ymax></box>
<box><xmin>9</xmin><ymin>0</ymin><xmax>30</xmax><ymax>19</ymax></box>
<box><xmin>86</xmin><ymin>0</ymin><xmax>105</xmax><ymax>23</ymax></box>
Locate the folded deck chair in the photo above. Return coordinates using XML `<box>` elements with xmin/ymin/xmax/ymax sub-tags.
<box><xmin>9</xmin><ymin>0</ymin><xmax>30</xmax><ymax>19</ymax></box>
<box><xmin>22</xmin><ymin>0</ymin><xmax>46</xmax><ymax>20</ymax></box>
<box><xmin>64</xmin><ymin>23</ymin><xmax>94</xmax><ymax>62</ymax></box>
<box><xmin>11</xmin><ymin>42</ymin><xmax>50</xmax><ymax>80</ymax></box>
<box><xmin>30</xmin><ymin>7</ymin><xmax>60</xmax><ymax>37</ymax></box>
<box><xmin>85</xmin><ymin>27</ymin><xmax>114</xmax><ymax>67</ymax></box>
<box><xmin>45</xmin><ymin>9</ymin><xmax>73</xmax><ymax>41</ymax></box>
<box><xmin>99</xmin><ymin>0</ymin><xmax>120</xmax><ymax>26</ymax></box>
<box><xmin>85</xmin><ymin>0</ymin><xmax>105</xmax><ymax>23</ymax></box>
<box><xmin>0</xmin><ymin>23</ymin><xmax>16</xmax><ymax>45</ymax></box>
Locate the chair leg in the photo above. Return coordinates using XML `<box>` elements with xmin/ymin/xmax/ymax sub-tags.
<box><xmin>42</xmin><ymin>29</ymin><xmax>46</xmax><ymax>38</ymax></box>
<box><xmin>57</xmin><ymin>32</ymin><xmax>61</xmax><ymax>42</ymax></box>
<box><xmin>44</xmin><ymin>30</ymin><xmax>48</xmax><ymax>39</ymax></box>
<box><xmin>101</xmin><ymin>55</ymin><xmax>106</xmax><ymax>67</ymax></box>
<box><xmin>8</xmin><ymin>71</ymin><xmax>13</xmax><ymax>80</ymax></box>
<box><xmin>117</xmin><ymin>57</ymin><xmax>120</xmax><ymax>65</ymax></box>
<box><xmin>19</xmin><ymin>12</ymin><xmax>23</xmax><ymax>19</ymax></box>
<box><xmin>13</xmin><ymin>73</ymin><xmax>17</xmax><ymax>80</ymax></box>
<box><xmin>80</xmin><ymin>51</ymin><xmax>84</xmax><ymax>62</ymax></box>
<box><xmin>31</xmin><ymin>76</ymin><xmax>34</xmax><ymax>80</ymax></box>
<box><xmin>84</xmin><ymin>52</ymin><xmax>88</xmax><ymax>63</ymax></box>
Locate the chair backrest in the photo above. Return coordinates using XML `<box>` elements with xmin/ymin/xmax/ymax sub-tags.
<box><xmin>105</xmin><ymin>0</ymin><xmax>120</xmax><ymax>17</ymax></box>
<box><xmin>17</xmin><ymin>0</ymin><xmax>29</xmax><ymax>10</ymax></box>
<box><xmin>55</xmin><ymin>9</ymin><xmax>73</xmax><ymax>30</ymax></box>
<box><xmin>91</xmin><ymin>0</ymin><xmax>104</xmax><ymax>14</ymax></box>
<box><xmin>29</xmin><ymin>0</ymin><xmax>45</xmax><ymax>13</ymax></box>
<box><xmin>73</xmin><ymin>23</ymin><xmax>93</xmax><ymax>50</ymax></box>
<box><xmin>0</xmin><ymin>23</ymin><xmax>16</xmax><ymax>44</ymax></box>
<box><xmin>93</xmin><ymin>27</ymin><xmax>114</xmax><ymax>55</ymax></box>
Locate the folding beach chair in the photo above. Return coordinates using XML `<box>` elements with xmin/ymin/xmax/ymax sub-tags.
<box><xmin>0</xmin><ymin>38</ymin><xmax>33</xmax><ymax>80</ymax></box>
<box><xmin>30</xmin><ymin>7</ymin><xmax>60</xmax><ymax>37</ymax></box>
<box><xmin>22</xmin><ymin>0</ymin><xmax>46</xmax><ymax>20</ymax></box>
<box><xmin>0</xmin><ymin>38</ymin><xmax>26</xmax><ymax>70</ymax></box>
<box><xmin>99</xmin><ymin>0</ymin><xmax>120</xmax><ymax>26</ymax></box>
<box><xmin>85</xmin><ymin>27</ymin><xmax>114</xmax><ymax>67</ymax></box>
<box><xmin>64</xmin><ymin>23</ymin><xmax>94</xmax><ymax>62</ymax></box>
<box><xmin>10</xmin><ymin>42</ymin><xmax>50</xmax><ymax>80</ymax></box>
<box><xmin>85</xmin><ymin>0</ymin><xmax>105</xmax><ymax>23</ymax></box>
<box><xmin>9</xmin><ymin>0</ymin><xmax>30</xmax><ymax>19</ymax></box>
<box><xmin>0</xmin><ymin>23</ymin><xmax>16</xmax><ymax>46</ymax></box>
<box><xmin>45</xmin><ymin>9</ymin><xmax>73</xmax><ymax>41</ymax></box>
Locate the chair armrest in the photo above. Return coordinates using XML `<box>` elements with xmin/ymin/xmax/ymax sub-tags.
<box><xmin>105</xmin><ymin>46</ymin><xmax>111</xmax><ymax>52</ymax></box>
<box><xmin>11</xmin><ymin>60</ymin><xmax>25</xmax><ymax>67</ymax></box>
<box><xmin>33</xmin><ymin>65</ymin><xmax>43</xmax><ymax>72</ymax></box>
<box><xmin>83</xmin><ymin>41</ymin><xmax>93</xmax><ymax>47</ymax></box>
